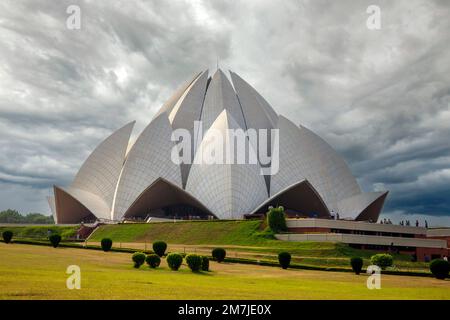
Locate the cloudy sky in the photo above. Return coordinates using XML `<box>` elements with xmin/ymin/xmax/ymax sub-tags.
<box><xmin>0</xmin><ymin>0</ymin><xmax>449</xmax><ymax>225</ymax></box>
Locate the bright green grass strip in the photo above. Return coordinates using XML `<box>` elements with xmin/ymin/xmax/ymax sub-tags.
<box><xmin>0</xmin><ymin>225</ymin><xmax>79</xmax><ymax>239</ymax></box>
<box><xmin>0</xmin><ymin>243</ymin><xmax>448</xmax><ymax>300</ymax></box>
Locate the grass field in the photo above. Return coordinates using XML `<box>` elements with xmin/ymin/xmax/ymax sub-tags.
<box><xmin>87</xmin><ymin>221</ymin><xmax>430</xmax><ymax>271</ymax></box>
<box><xmin>1</xmin><ymin>221</ymin><xmax>431</xmax><ymax>272</ymax></box>
<box><xmin>0</xmin><ymin>243</ymin><xmax>449</xmax><ymax>299</ymax></box>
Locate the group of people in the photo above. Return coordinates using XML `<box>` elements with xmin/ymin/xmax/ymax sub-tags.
<box><xmin>379</xmin><ymin>218</ymin><xmax>428</xmax><ymax>228</ymax></box>
<box><xmin>330</xmin><ymin>210</ymin><xmax>340</xmax><ymax>220</ymax></box>
<box><xmin>399</xmin><ymin>219</ymin><xmax>428</xmax><ymax>228</ymax></box>
<box><xmin>380</xmin><ymin>218</ymin><xmax>393</xmax><ymax>224</ymax></box>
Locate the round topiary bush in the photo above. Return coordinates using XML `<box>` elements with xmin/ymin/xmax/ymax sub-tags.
<box><xmin>278</xmin><ymin>252</ymin><xmax>291</xmax><ymax>269</ymax></box>
<box><xmin>201</xmin><ymin>256</ymin><xmax>209</xmax><ymax>271</ymax></box>
<box><xmin>146</xmin><ymin>254</ymin><xmax>161</xmax><ymax>268</ymax></box>
<box><xmin>267</xmin><ymin>206</ymin><xmax>287</xmax><ymax>233</ymax></box>
<box><xmin>49</xmin><ymin>234</ymin><xmax>62</xmax><ymax>248</ymax></box>
<box><xmin>430</xmin><ymin>259</ymin><xmax>450</xmax><ymax>280</ymax></box>
<box><xmin>132</xmin><ymin>252</ymin><xmax>146</xmax><ymax>268</ymax></box>
<box><xmin>212</xmin><ymin>248</ymin><xmax>226</xmax><ymax>263</ymax></box>
<box><xmin>152</xmin><ymin>241</ymin><xmax>167</xmax><ymax>257</ymax></box>
<box><xmin>101</xmin><ymin>238</ymin><xmax>113</xmax><ymax>252</ymax></box>
<box><xmin>2</xmin><ymin>230</ymin><xmax>13</xmax><ymax>244</ymax></box>
<box><xmin>370</xmin><ymin>253</ymin><xmax>393</xmax><ymax>270</ymax></box>
<box><xmin>186</xmin><ymin>254</ymin><xmax>202</xmax><ymax>272</ymax></box>
<box><xmin>167</xmin><ymin>253</ymin><xmax>183</xmax><ymax>271</ymax></box>
<box><xmin>350</xmin><ymin>257</ymin><xmax>363</xmax><ymax>275</ymax></box>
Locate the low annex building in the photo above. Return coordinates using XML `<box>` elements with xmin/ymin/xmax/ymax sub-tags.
<box><xmin>278</xmin><ymin>218</ymin><xmax>450</xmax><ymax>261</ymax></box>
<box><xmin>48</xmin><ymin>69</ymin><xmax>388</xmax><ymax>224</ymax></box>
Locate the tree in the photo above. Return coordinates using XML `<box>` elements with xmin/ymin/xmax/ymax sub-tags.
<box><xmin>278</xmin><ymin>252</ymin><xmax>291</xmax><ymax>269</ymax></box>
<box><xmin>146</xmin><ymin>254</ymin><xmax>161</xmax><ymax>268</ymax></box>
<box><xmin>101</xmin><ymin>238</ymin><xmax>113</xmax><ymax>252</ymax></box>
<box><xmin>350</xmin><ymin>257</ymin><xmax>363</xmax><ymax>274</ymax></box>
<box><xmin>152</xmin><ymin>241</ymin><xmax>167</xmax><ymax>257</ymax></box>
<box><xmin>132</xmin><ymin>252</ymin><xmax>146</xmax><ymax>268</ymax></box>
<box><xmin>212</xmin><ymin>248</ymin><xmax>226</xmax><ymax>263</ymax></box>
<box><xmin>267</xmin><ymin>206</ymin><xmax>287</xmax><ymax>233</ymax></box>
<box><xmin>430</xmin><ymin>259</ymin><xmax>450</xmax><ymax>280</ymax></box>
<box><xmin>49</xmin><ymin>234</ymin><xmax>62</xmax><ymax>248</ymax></box>
<box><xmin>186</xmin><ymin>254</ymin><xmax>202</xmax><ymax>272</ymax></box>
<box><xmin>2</xmin><ymin>231</ymin><xmax>13</xmax><ymax>244</ymax></box>
<box><xmin>370</xmin><ymin>254</ymin><xmax>393</xmax><ymax>270</ymax></box>
<box><xmin>167</xmin><ymin>253</ymin><xmax>183</xmax><ymax>271</ymax></box>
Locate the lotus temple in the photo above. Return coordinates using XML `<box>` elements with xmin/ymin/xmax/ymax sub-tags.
<box><xmin>48</xmin><ymin>69</ymin><xmax>389</xmax><ymax>224</ymax></box>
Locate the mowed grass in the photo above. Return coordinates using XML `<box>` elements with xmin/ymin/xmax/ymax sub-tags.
<box><xmin>89</xmin><ymin>220</ymin><xmax>266</xmax><ymax>245</ymax></box>
<box><xmin>88</xmin><ymin>221</ymin><xmax>425</xmax><ymax>270</ymax></box>
<box><xmin>89</xmin><ymin>220</ymin><xmax>375</xmax><ymax>257</ymax></box>
<box><xmin>0</xmin><ymin>243</ymin><xmax>449</xmax><ymax>300</ymax></box>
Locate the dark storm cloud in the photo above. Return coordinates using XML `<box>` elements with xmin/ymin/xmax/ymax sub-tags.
<box><xmin>0</xmin><ymin>0</ymin><xmax>449</xmax><ymax>225</ymax></box>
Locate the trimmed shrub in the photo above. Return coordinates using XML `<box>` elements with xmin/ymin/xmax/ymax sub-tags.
<box><xmin>201</xmin><ymin>256</ymin><xmax>209</xmax><ymax>271</ymax></box>
<box><xmin>430</xmin><ymin>259</ymin><xmax>450</xmax><ymax>280</ymax></box>
<box><xmin>2</xmin><ymin>230</ymin><xmax>13</xmax><ymax>244</ymax></box>
<box><xmin>49</xmin><ymin>234</ymin><xmax>61</xmax><ymax>248</ymax></box>
<box><xmin>278</xmin><ymin>252</ymin><xmax>291</xmax><ymax>269</ymax></box>
<box><xmin>212</xmin><ymin>248</ymin><xmax>226</xmax><ymax>263</ymax></box>
<box><xmin>167</xmin><ymin>253</ymin><xmax>183</xmax><ymax>271</ymax></box>
<box><xmin>101</xmin><ymin>238</ymin><xmax>113</xmax><ymax>252</ymax></box>
<box><xmin>186</xmin><ymin>254</ymin><xmax>202</xmax><ymax>272</ymax></box>
<box><xmin>370</xmin><ymin>253</ymin><xmax>393</xmax><ymax>270</ymax></box>
<box><xmin>145</xmin><ymin>254</ymin><xmax>161</xmax><ymax>268</ymax></box>
<box><xmin>152</xmin><ymin>241</ymin><xmax>167</xmax><ymax>257</ymax></box>
<box><xmin>132</xmin><ymin>252</ymin><xmax>146</xmax><ymax>268</ymax></box>
<box><xmin>350</xmin><ymin>257</ymin><xmax>363</xmax><ymax>275</ymax></box>
<box><xmin>267</xmin><ymin>206</ymin><xmax>287</xmax><ymax>233</ymax></box>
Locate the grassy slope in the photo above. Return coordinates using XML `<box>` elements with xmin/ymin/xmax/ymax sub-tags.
<box><xmin>88</xmin><ymin>220</ymin><xmax>428</xmax><ymax>270</ymax></box>
<box><xmin>0</xmin><ymin>225</ymin><xmax>78</xmax><ymax>240</ymax></box>
<box><xmin>1</xmin><ymin>243</ymin><xmax>449</xmax><ymax>300</ymax></box>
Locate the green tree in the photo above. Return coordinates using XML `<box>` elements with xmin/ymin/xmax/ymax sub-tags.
<box><xmin>267</xmin><ymin>206</ymin><xmax>287</xmax><ymax>232</ymax></box>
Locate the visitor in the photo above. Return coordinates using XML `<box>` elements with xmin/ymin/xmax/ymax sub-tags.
<box><xmin>380</xmin><ymin>220</ymin><xmax>383</xmax><ymax>224</ymax></box>
<box><xmin>415</xmin><ymin>220</ymin><xmax>419</xmax><ymax>227</ymax></box>
<box><xmin>388</xmin><ymin>219</ymin><xmax>392</xmax><ymax>224</ymax></box>
<box><xmin>425</xmin><ymin>220</ymin><xmax>428</xmax><ymax>228</ymax></box>
<box><xmin>336</xmin><ymin>212</ymin><xmax>340</xmax><ymax>220</ymax></box>
<box><xmin>444</xmin><ymin>256</ymin><xmax>448</xmax><ymax>261</ymax></box>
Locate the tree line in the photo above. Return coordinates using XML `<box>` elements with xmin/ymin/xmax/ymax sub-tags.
<box><xmin>0</xmin><ymin>209</ymin><xmax>54</xmax><ymax>224</ymax></box>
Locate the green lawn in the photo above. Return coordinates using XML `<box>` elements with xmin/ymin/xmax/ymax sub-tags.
<box><xmin>0</xmin><ymin>243</ymin><xmax>449</xmax><ymax>299</ymax></box>
<box><xmin>1</xmin><ymin>221</ymin><xmax>430</xmax><ymax>272</ymax></box>
<box><xmin>87</xmin><ymin>221</ymin><xmax>428</xmax><ymax>271</ymax></box>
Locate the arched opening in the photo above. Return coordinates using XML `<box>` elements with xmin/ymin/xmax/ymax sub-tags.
<box><xmin>54</xmin><ymin>186</ymin><xmax>97</xmax><ymax>224</ymax></box>
<box><xmin>123</xmin><ymin>178</ymin><xmax>216</xmax><ymax>221</ymax></box>
<box><xmin>252</xmin><ymin>180</ymin><xmax>331</xmax><ymax>218</ymax></box>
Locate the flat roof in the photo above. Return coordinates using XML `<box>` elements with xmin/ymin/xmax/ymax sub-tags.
<box><xmin>276</xmin><ymin>233</ymin><xmax>447</xmax><ymax>249</ymax></box>
<box><xmin>286</xmin><ymin>218</ymin><xmax>427</xmax><ymax>235</ymax></box>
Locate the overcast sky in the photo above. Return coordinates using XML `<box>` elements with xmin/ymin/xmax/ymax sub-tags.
<box><xmin>0</xmin><ymin>0</ymin><xmax>449</xmax><ymax>226</ymax></box>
